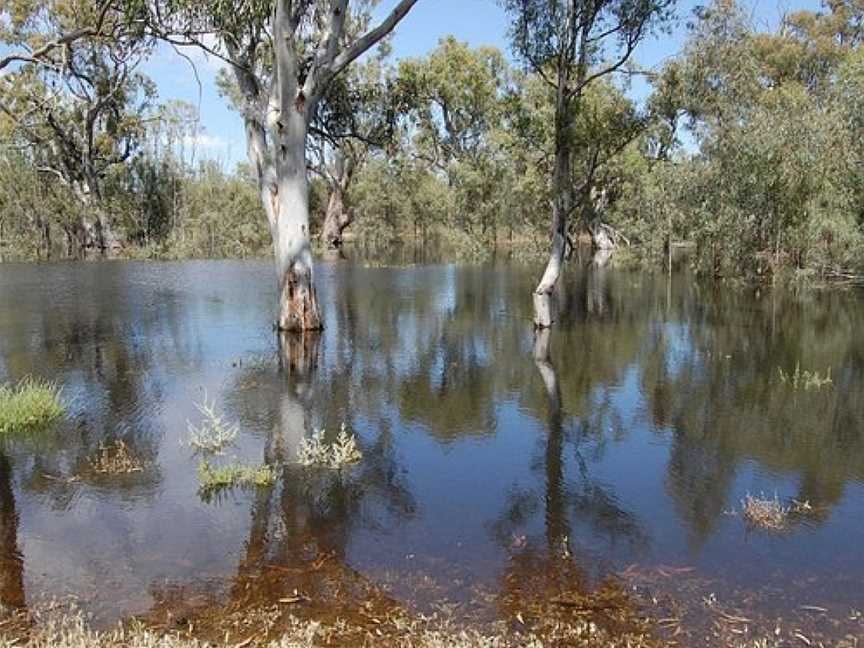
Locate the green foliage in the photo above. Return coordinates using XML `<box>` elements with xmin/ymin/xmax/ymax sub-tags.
<box><xmin>3</xmin><ymin>0</ymin><xmax>864</xmax><ymax>281</ymax></box>
<box><xmin>628</xmin><ymin>0</ymin><xmax>864</xmax><ymax>280</ymax></box>
<box><xmin>0</xmin><ymin>377</ymin><xmax>65</xmax><ymax>434</ymax></box>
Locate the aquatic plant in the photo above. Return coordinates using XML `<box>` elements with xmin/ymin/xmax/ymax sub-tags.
<box><xmin>0</xmin><ymin>377</ymin><xmax>64</xmax><ymax>435</ymax></box>
<box><xmin>777</xmin><ymin>363</ymin><xmax>833</xmax><ymax>390</ymax></box>
<box><xmin>740</xmin><ymin>493</ymin><xmax>812</xmax><ymax>531</ymax></box>
<box><xmin>741</xmin><ymin>493</ymin><xmax>789</xmax><ymax>530</ymax></box>
<box><xmin>297</xmin><ymin>424</ymin><xmax>362</xmax><ymax>468</ymax></box>
<box><xmin>88</xmin><ymin>440</ymin><xmax>146</xmax><ymax>475</ymax></box>
<box><xmin>185</xmin><ymin>393</ymin><xmax>238</xmax><ymax>454</ymax></box>
<box><xmin>197</xmin><ymin>460</ymin><xmax>275</xmax><ymax>494</ymax></box>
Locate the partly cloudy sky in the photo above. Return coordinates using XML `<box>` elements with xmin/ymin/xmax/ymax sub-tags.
<box><xmin>140</xmin><ymin>0</ymin><xmax>824</xmax><ymax>169</ymax></box>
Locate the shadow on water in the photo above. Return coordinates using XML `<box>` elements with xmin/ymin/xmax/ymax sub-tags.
<box><xmin>0</xmin><ymin>259</ymin><xmax>863</xmax><ymax>641</ymax></box>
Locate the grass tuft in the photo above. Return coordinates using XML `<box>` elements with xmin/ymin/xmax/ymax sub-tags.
<box><xmin>197</xmin><ymin>460</ymin><xmax>275</xmax><ymax>494</ymax></box>
<box><xmin>88</xmin><ymin>440</ymin><xmax>146</xmax><ymax>475</ymax></box>
<box><xmin>297</xmin><ymin>424</ymin><xmax>362</xmax><ymax>468</ymax></box>
<box><xmin>0</xmin><ymin>377</ymin><xmax>64</xmax><ymax>435</ymax></box>
<box><xmin>740</xmin><ymin>493</ymin><xmax>812</xmax><ymax>531</ymax></box>
<box><xmin>741</xmin><ymin>493</ymin><xmax>789</xmax><ymax>530</ymax></box>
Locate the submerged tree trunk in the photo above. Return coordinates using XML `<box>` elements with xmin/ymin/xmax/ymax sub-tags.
<box><xmin>533</xmin><ymin>83</ymin><xmax>573</xmax><ymax>329</ymax></box>
<box><xmin>230</xmin><ymin>22</ymin><xmax>323</xmax><ymax>334</ymax></box>
<box><xmin>276</xmin><ymin>331</ymin><xmax>320</xmax><ymax>462</ymax></box>
<box><xmin>269</xmin><ymin>116</ymin><xmax>323</xmax><ymax>333</ymax></box>
<box><xmin>220</xmin><ymin>0</ymin><xmax>419</xmax><ymax>333</ymax></box>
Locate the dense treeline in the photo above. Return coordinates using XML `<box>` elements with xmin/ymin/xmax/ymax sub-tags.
<box><xmin>1</xmin><ymin>0</ymin><xmax>863</xmax><ymax>282</ymax></box>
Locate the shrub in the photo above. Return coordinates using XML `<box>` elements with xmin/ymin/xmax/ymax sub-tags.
<box><xmin>297</xmin><ymin>424</ymin><xmax>363</xmax><ymax>468</ymax></box>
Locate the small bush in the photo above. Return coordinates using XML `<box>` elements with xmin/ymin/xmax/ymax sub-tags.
<box><xmin>186</xmin><ymin>394</ymin><xmax>238</xmax><ymax>455</ymax></box>
<box><xmin>0</xmin><ymin>377</ymin><xmax>64</xmax><ymax>434</ymax></box>
<box><xmin>297</xmin><ymin>424</ymin><xmax>362</xmax><ymax>468</ymax></box>
<box><xmin>777</xmin><ymin>363</ymin><xmax>833</xmax><ymax>390</ymax></box>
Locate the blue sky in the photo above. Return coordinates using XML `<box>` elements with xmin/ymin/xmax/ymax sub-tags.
<box><xmin>141</xmin><ymin>0</ymin><xmax>825</xmax><ymax>168</ymax></box>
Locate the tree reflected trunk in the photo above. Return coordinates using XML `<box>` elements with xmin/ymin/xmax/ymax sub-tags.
<box><xmin>533</xmin><ymin>329</ymin><xmax>568</xmax><ymax>551</ymax></box>
<box><xmin>274</xmin><ymin>332</ymin><xmax>320</xmax><ymax>463</ymax></box>
<box><xmin>0</xmin><ymin>454</ymin><xmax>24</xmax><ymax>610</ymax></box>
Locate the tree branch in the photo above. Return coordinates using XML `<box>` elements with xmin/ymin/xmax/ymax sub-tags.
<box><xmin>327</xmin><ymin>0</ymin><xmax>420</xmax><ymax>81</ymax></box>
<box><xmin>0</xmin><ymin>1</ymin><xmax>114</xmax><ymax>72</ymax></box>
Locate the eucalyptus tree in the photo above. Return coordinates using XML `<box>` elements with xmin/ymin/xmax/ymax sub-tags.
<box><xmin>311</xmin><ymin>56</ymin><xmax>403</xmax><ymax>249</ymax></box>
<box><xmin>398</xmin><ymin>37</ymin><xmax>510</xmax><ymax>236</ymax></box>
<box><xmin>641</xmin><ymin>0</ymin><xmax>864</xmax><ymax>278</ymax></box>
<box><xmin>0</xmin><ymin>0</ymin><xmax>154</xmax><ymax>252</ymax></box>
<box><xmin>138</xmin><ymin>0</ymin><xmax>420</xmax><ymax>332</ymax></box>
<box><xmin>502</xmin><ymin>0</ymin><xmax>675</xmax><ymax>327</ymax></box>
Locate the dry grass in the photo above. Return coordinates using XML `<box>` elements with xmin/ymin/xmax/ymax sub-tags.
<box><xmin>0</xmin><ymin>377</ymin><xmax>64</xmax><ymax>435</ymax></box>
<box><xmin>0</xmin><ymin>607</ymin><xmax>798</xmax><ymax>648</ymax></box>
<box><xmin>88</xmin><ymin>440</ymin><xmax>146</xmax><ymax>475</ymax></box>
<box><xmin>741</xmin><ymin>493</ymin><xmax>789</xmax><ymax>530</ymax></box>
<box><xmin>739</xmin><ymin>493</ymin><xmax>813</xmax><ymax>531</ymax></box>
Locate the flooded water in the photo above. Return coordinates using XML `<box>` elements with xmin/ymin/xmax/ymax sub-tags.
<box><xmin>0</xmin><ymin>258</ymin><xmax>863</xmax><ymax>641</ymax></box>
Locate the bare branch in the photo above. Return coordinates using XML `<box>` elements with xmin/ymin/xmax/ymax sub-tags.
<box><xmin>327</xmin><ymin>0</ymin><xmax>420</xmax><ymax>81</ymax></box>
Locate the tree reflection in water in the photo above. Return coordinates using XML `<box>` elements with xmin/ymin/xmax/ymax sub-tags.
<box><xmin>146</xmin><ymin>331</ymin><xmax>416</xmax><ymax>640</ymax></box>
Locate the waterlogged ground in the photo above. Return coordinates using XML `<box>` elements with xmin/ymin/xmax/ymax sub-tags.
<box><xmin>0</xmin><ymin>257</ymin><xmax>863</xmax><ymax>645</ymax></box>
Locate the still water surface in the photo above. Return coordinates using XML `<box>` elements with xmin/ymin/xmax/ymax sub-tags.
<box><xmin>0</xmin><ymin>259</ymin><xmax>863</xmax><ymax>638</ymax></box>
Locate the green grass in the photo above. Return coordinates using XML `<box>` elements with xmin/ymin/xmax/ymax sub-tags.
<box><xmin>0</xmin><ymin>377</ymin><xmax>65</xmax><ymax>435</ymax></box>
<box><xmin>197</xmin><ymin>460</ymin><xmax>275</xmax><ymax>494</ymax></box>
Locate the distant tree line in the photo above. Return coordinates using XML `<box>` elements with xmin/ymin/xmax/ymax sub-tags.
<box><xmin>1</xmin><ymin>0</ymin><xmax>863</xmax><ymax>286</ymax></box>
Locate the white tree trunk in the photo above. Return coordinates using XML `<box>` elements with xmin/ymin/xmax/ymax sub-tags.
<box><xmin>533</xmin><ymin>231</ymin><xmax>566</xmax><ymax>328</ymax></box>
<box><xmin>273</xmin><ymin>177</ymin><xmax>322</xmax><ymax>331</ymax></box>
<box><xmin>270</xmin><ymin>117</ymin><xmax>323</xmax><ymax>333</ymax></box>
